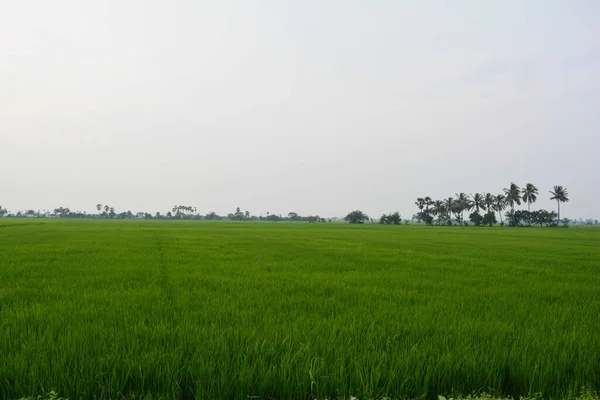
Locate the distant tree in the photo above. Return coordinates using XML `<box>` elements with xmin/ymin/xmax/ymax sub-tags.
<box><xmin>506</xmin><ymin>210</ymin><xmax>535</xmax><ymax>227</ymax></box>
<box><xmin>265</xmin><ymin>214</ymin><xmax>280</xmax><ymax>222</ymax></box>
<box><xmin>470</xmin><ymin>193</ymin><xmax>486</xmax><ymax>213</ymax></box>
<box><xmin>344</xmin><ymin>210</ymin><xmax>369</xmax><ymax>224</ymax></box>
<box><xmin>245</xmin><ymin>210</ymin><xmax>250</xmax><ymax>220</ymax></box>
<box><xmin>482</xmin><ymin>211</ymin><xmax>497</xmax><ymax>227</ymax></box>
<box><xmin>171</xmin><ymin>205</ymin><xmax>195</xmax><ymax>219</ymax></box>
<box><xmin>521</xmin><ymin>183</ymin><xmax>538</xmax><ymax>212</ymax></box>
<box><xmin>455</xmin><ymin>193</ymin><xmax>472</xmax><ymax>225</ymax></box>
<box><xmin>494</xmin><ymin>194</ymin><xmax>506</xmax><ymax>225</ymax></box>
<box><xmin>415</xmin><ymin>197</ymin><xmax>435</xmax><ymax>225</ymax></box>
<box><xmin>96</xmin><ymin>204</ymin><xmax>102</xmax><ymax>217</ymax></box>
<box><xmin>387</xmin><ymin>211</ymin><xmax>401</xmax><ymax>225</ymax></box>
<box><xmin>424</xmin><ymin>197</ymin><xmax>434</xmax><ymax>213</ymax></box>
<box><xmin>469</xmin><ymin>211</ymin><xmax>484</xmax><ymax>226</ymax></box>
<box><xmin>521</xmin><ymin>183</ymin><xmax>538</xmax><ymax>226</ymax></box>
<box><xmin>549</xmin><ymin>185</ymin><xmax>569</xmax><ymax>224</ymax></box>
<box><xmin>230</xmin><ymin>207</ymin><xmax>244</xmax><ymax>221</ymax></box>
<box><xmin>503</xmin><ymin>183</ymin><xmax>521</xmax><ymax>225</ymax></box>
<box><xmin>0</xmin><ymin>205</ymin><xmax>6</xmax><ymax>217</ymax></box>
<box><xmin>205</xmin><ymin>212</ymin><xmax>221</xmax><ymax>220</ymax></box>
<box><xmin>104</xmin><ymin>205</ymin><xmax>109</xmax><ymax>215</ymax></box>
<box><xmin>415</xmin><ymin>198</ymin><xmax>425</xmax><ymax>214</ymax></box>
<box><xmin>444</xmin><ymin>197</ymin><xmax>454</xmax><ymax>225</ymax></box>
<box><xmin>505</xmin><ymin>210</ymin><xmax>517</xmax><ymax>227</ymax></box>
<box><xmin>432</xmin><ymin>200</ymin><xmax>446</xmax><ymax>225</ymax></box>
<box><xmin>379</xmin><ymin>214</ymin><xmax>388</xmax><ymax>224</ymax></box>
<box><xmin>484</xmin><ymin>193</ymin><xmax>495</xmax><ymax>214</ymax></box>
<box><xmin>54</xmin><ymin>207</ymin><xmax>71</xmax><ymax>218</ymax></box>
<box><xmin>109</xmin><ymin>207</ymin><xmax>115</xmax><ymax>219</ymax></box>
<box><xmin>288</xmin><ymin>212</ymin><xmax>299</xmax><ymax>221</ymax></box>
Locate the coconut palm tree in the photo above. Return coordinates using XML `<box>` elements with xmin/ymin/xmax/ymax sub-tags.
<box><xmin>444</xmin><ymin>197</ymin><xmax>454</xmax><ymax>225</ymax></box>
<box><xmin>521</xmin><ymin>183</ymin><xmax>538</xmax><ymax>226</ymax></box>
<box><xmin>96</xmin><ymin>204</ymin><xmax>102</xmax><ymax>218</ymax></box>
<box><xmin>432</xmin><ymin>200</ymin><xmax>445</xmax><ymax>225</ymax></box>
<box><xmin>470</xmin><ymin>193</ymin><xmax>487</xmax><ymax>213</ymax></box>
<box><xmin>521</xmin><ymin>183</ymin><xmax>538</xmax><ymax>213</ymax></box>
<box><xmin>549</xmin><ymin>185</ymin><xmax>569</xmax><ymax>223</ymax></box>
<box><xmin>494</xmin><ymin>194</ymin><xmax>506</xmax><ymax>225</ymax></box>
<box><xmin>503</xmin><ymin>183</ymin><xmax>521</xmax><ymax>213</ymax></box>
<box><xmin>484</xmin><ymin>193</ymin><xmax>495</xmax><ymax>214</ymax></box>
<box><xmin>455</xmin><ymin>193</ymin><xmax>471</xmax><ymax>224</ymax></box>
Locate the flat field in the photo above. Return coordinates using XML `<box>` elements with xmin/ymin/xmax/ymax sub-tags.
<box><xmin>0</xmin><ymin>220</ymin><xmax>599</xmax><ymax>399</ymax></box>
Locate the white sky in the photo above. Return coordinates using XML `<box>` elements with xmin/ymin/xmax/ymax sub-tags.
<box><xmin>1</xmin><ymin>0</ymin><xmax>599</xmax><ymax>218</ymax></box>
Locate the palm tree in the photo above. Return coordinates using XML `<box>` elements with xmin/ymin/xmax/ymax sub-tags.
<box><xmin>494</xmin><ymin>194</ymin><xmax>506</xmax><ymax>225</ymax></box>
<box><xmin>432</xmin><ymin>200</ymin><xmax>445</xmax><ymax>225</ymax></box>
<box><xmin>96</xmin><ymin>204</ymin><xmax>102</xmax><ymax>218</ymax></box>
<box><xmin>470</xmin><ymin>193</ymin><xmax>487</xmax><ymax>213</ymax></box>
<box><xmin>104</xmin><ymin>205</ymin><xmax>109</xmax><ymax>216</ymax></box>
<box><xmin>521</xmin><ymin>183</ymin><xmax>538</xmax><ymax>213</ymax></box>
<box><xmin>455</xmin><ymin>193</ymin><xmax>471</xmax><ymax>224</ymax></box>
<box><xmin>503</xmin><ymin>182</ymin><xmax>521</xmax><ymax>213</ymax></box>
<box><xmin>444</xmin><ymin>197</ymin><xmax>454</xmax><ymax>225</ymax></box>
<box><xmin>424</xmin><ymin>196</ymin><xmax>434</xmax><ymax>212</ymax></box>
<box><xmin>484</xmin><ymin>193</ymin><xmax>495</xmax><ymax>215</ymax></box>
<box><xmin>521</xmin><ymin>183</ymin><xmax>538</xmax><ymax>226</ymax></box>
<box><xmin>415</xmin><ymin>198</ymin><xmax>425</xmax><ymax>212</ymax></box>
<box><xmin>549</xmin><ymin>185</ymin><xmax>569</xmax><ymax>223</ymax></box>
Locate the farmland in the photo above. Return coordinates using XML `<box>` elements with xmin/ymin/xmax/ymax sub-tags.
<box><xmin>1</xmin><ymin>220</ymin><xmax>599</xmax><ymax>399</ymax></box>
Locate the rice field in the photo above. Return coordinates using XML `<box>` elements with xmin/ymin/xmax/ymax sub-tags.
<box><xmin>1</xmin><ymin>220</ymin><xmax>599</xmax><ymax>399</ymax></box>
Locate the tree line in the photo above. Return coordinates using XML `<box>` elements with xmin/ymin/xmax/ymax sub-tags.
<box><xmin>0</xmin><ymin>204</ymin><xmax>330</xmax><ymax>223</ymax></box>
<box><xmin>412</xmin><ymin>183</ymin><xmax>571</xmax><ymax>227</ymax></box>
<box><xmin>3</xmin><ymin>184</ymin><xmax>599</xmax><ymax>226</ymax></box>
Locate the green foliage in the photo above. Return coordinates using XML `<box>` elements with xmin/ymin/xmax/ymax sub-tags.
<box><xmin>380</xmin><ymin>212</ymin><xmax>401</xmax><ymax>225</ymax></box>
<box><xmin>417</xmin><ymin>184</ymin><xmax>570</xmax><ymax>228</ymax></box>
<box><xmin>2</xmin><ymin>221</ymin><xmax>600</xmax><ymax>399</ymax></box>
<box><xmin>344</xmin><ymin>210</ymin><xmax>369</xmax><ymax>224</ymax></box>
<box><xmin>469</xmin><ymin>211</ymin><xmax>484</xmax><ymax>226</ymax></box>
<box><xmin>482</xmin><ymin>211</ymin><xmax>497</xmax><ymax>227</ymax></box>
<box><xmin>504</xmin><ymin>183</ymin><xmax>522</xmax><ymax>210</ymax></box>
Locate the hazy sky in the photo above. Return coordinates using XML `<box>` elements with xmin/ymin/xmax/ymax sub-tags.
<box><xmin>2</xmin><ymin>0</ymin><xmax>599</xmax><ymax>219</ymax></box>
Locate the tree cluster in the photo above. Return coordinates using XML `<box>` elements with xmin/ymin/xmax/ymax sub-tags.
<box><xmin>0</xmin><ymin>204</ymin><xmax>334</xmax><ymax>223</ymax></box>
<box><xmin>414</xmin><ymin>183</ymin><xmax>570</xmax><ymax>227</ymax></box>
<box><xmin>379</xmin><ymin>212</ymin><xmax>404</xmax><ymax>225</ymax></box>
<box><xmin>344</xmin><ymin>210</ymin><xmax>370</xmax><ymax>224</ymax></box>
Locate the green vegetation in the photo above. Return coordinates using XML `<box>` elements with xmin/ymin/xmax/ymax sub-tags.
<box><xmin>413</xmin><ymin>183</ymin><xmax>572</xmax><ymax>227</ymax></box>
<box><xmin>1</xmin><ymin>220</ymin><xmax>599</xmax><ymax>399</ymax></box>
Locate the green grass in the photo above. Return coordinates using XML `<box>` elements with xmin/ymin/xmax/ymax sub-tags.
<box><xmin>1</xmin><ymin>220</ymin><xmax>599</xmax><ymax>399</ymax></box>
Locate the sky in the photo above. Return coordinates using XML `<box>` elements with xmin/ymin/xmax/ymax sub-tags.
<box><xmin>1</xmin><ymin>0</ymin><xmax>599</xmax><ymax>219</ymax></box>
